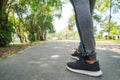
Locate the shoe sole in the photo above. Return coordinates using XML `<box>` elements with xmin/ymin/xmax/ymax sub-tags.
<box><xmin>71</xmin><ymin>56</ymin><xmax>79</xmax><ymax>60</ymax></box>
<box><xmin>66</xmin><ymin>65</ymin><xmax>103</xmax><ymax>77</ymax></box>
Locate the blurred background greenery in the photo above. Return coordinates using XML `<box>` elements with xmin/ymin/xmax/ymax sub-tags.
<box><xmin>0</xmin><ymin>0</ymin><xmax>120</xmax><ymax>47</ymax></box>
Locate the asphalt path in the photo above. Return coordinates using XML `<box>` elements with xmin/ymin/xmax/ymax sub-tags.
<box><xmin>0</xmin><ymin>40</ymin><xmax>120</xmax><ymax>80</ymax></box>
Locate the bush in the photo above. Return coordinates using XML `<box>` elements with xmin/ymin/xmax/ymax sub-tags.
<box><xmin>0</xmin><ymin>23</ymin><xmax>14</xmax><ymax>47</ymax></box>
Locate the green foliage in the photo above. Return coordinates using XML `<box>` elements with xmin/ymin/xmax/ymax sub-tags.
<box><xmin>1</xmin><ymin>0</ymin><xmax>62</xmax><ymax>43</ymax></box>
<box><xmin>93</xmin><ymin>13</ymin><xmax>102</xmax><ymax>22</ymax></box>
<box><xmin>25</xmin><ymin>0</ymin><xmax>62</xmax><ymax>41</ymax></box>
<box><xmin>111</xmin><ymin>25</ymin><xmax>120</xmax><ymax>35</ymax></box>
<box><xmin>94</xmin><ymin>0</ymin><xmax>120</xmax><ymax>40</ymax></box>
<box><xmin>0</xmin><ymin>22</ymin><xmax>14</xmax><ymax>46</ymax></box>
<box><xmin>0</xmin><ymin>5</ymin><xmax>15</xmax><ymax>46</ymax></box>
<box><xmin>28</xmin><ymin>33</ymin><xmax>35</xmax><ymax>42</ymax></box>
<box><xmin>99</xmin><ymin>1</ymin><xmax>109</xmax><ymax>12</ymax></box>
<box><xmin>68</xmin><ymin>15</ymin><xmax>75</xmax><ymax>31</ymax></box>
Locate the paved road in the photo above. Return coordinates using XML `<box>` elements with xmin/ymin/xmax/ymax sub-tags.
<box><xmin>0</xmin><ymin>40</ymin><xmax>120</xmax><ymax>80</ymax></box>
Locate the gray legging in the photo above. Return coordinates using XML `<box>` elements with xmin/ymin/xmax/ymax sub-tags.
<box><xmin>70</xmin><ymin>0</ymin><xmax>96</xmax><ymax>60</ymax></box>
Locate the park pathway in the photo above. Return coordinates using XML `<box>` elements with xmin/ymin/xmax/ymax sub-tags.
<box><xmin>0</xmin><ymin>40</ymin><xmax>120</xmax><ymax>80</ymax></box>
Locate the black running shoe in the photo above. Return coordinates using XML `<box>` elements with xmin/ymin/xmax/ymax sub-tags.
<box><xmin>66</xmin><ymin>59</ymin><xmax>103</xmax><ymax>77</ymax></box>
<box><xmin>71</xmin><ymin>49</ymin><xmax>82</xmax><ymax>60</ymax></box>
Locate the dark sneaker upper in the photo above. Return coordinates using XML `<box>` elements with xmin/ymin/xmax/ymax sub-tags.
<box><xmin>71</xmin><ymin>49</ymin><xmax>82</xmax><ymax>60</ymax></box>
<box><xmin>66</xmin><ymin>59</ymin><xmax>103</xmax><ymax>77</ymax></box>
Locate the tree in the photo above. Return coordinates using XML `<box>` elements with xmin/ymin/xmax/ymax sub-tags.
<box><xmin>0</xmin><ymin>0</ymin><xmax>63</xmax><ymax>44</ymax></box>
<box><xmin>97</xmin><ymin>0</ymin><xmax>120</xmax><ymax>39</ymax></box>
<box><xmin>0</xmin><ymin>0</ymin><xmax>14</xmax><ymax>46</ymax></box>
<box><xmin>27</xmin><ymin>0</ymin><xmax>62</xmax><ymax>41</ymax></box>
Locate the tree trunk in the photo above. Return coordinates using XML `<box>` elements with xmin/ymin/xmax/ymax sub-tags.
<box><xmin>18</xmin><ymin>21</ymin><xmax>24</xmax><ymax>43</ymax></box>
<box><xmin>108</xmin><ymin>0</ymin><xmax>112</xmax><ymax>40</ymax></box>
<box><xmin>41</xmin><ymin>31</ymin><xmax>46</xmax><ymax>40</ymax></box>
<box><xmin>36</xmin><ymin>26</ymin><xmax>41</xmax><ymax>40</ymax></box>
<box><xmin>40</xmin><ymin>36</ymin><xmax>44</xmax><ymax>41</ymax></box>
<box><xmin>18</xmin><ymin>35</ymin><xmax>24</xmax><ymax>43</ymax></box>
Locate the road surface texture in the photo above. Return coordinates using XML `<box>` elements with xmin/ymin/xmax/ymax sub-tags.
<box><xmin>0</xmin><ymin>40</ymin><xmax>120</xmax><ymax>80</ymax></box>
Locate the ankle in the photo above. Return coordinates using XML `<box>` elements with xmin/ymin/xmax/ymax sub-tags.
<box><xmin>76</xmin><ymin>50</ymin><xmax>81</xmax><ymax>54</ymax></box>
<box><xmin>85</xmin><ymin>60</ymin><xmax>96</xmax><ymax>64</ymax></box>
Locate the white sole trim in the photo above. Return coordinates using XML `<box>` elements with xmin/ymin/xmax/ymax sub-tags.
<box><xmin>71</xmin><ymin>56</ymin><xmax>79</xmax><ymax>60</ymax></box>
<box><xmin>66</xmin><ymin>65</ymin><xmax>103</xmax><ymax>77</ymax></box>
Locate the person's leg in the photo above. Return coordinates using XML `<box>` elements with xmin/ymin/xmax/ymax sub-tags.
<box><xmin>71</xmin><ymin>0</ymin><xmax>96</xmax><ymax>60</ymax></box>
<box><xmin>89</xmin><ymin>0</ymin><xmax>96</xmax><ymax>15</ymax></box>
<box><xmin>67</xmin><ymin>0</ymin><xmax>102</xmax><ymax>76</ymax></box>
